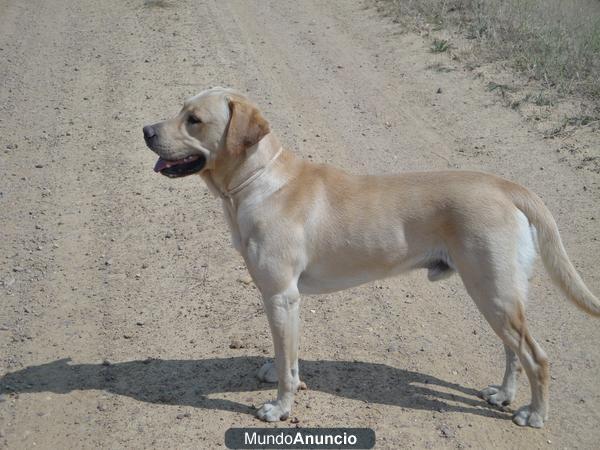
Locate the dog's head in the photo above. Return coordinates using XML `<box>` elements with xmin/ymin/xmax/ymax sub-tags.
<box><xmin>143</xmin><ymin>87</ymin><xmax>270</xmax><ymax>178</ymax></box>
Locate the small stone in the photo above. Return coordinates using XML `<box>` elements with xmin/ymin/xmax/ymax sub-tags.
<box><xmin>136</xmin><ymin>321</ymin><xmax>144</xmax><ymax>326</ymax></box>
<box><xmin>135</xmin><ymin>273</ymin><xmax>141</xmax><ymax>279</ymax></box>
<box><xmin>97</xmin><ymin>403</ymin><xmax>107</xmax><ymax>411</ymax></box>
<box><xmin>439</xmin><ymin>425</ymin><xmax>454</xmax><ymax>438</ymax></box>
<box><xmin>101</xmin><ymin>359</ymin><xmax>111</xmax><ymax>366</ymax></box>
<box><xmin>237</xmin><ymin>276</ymin><xmax>252</xmax><ymax>285</ymax></box>
<box><xmin>229</xmin><ymin>339</ymin><xmax>244</xmax><ymax>349</ymax></box>
<box><xmin>123</xmin><ymin>334</ymin><xmax>132</xmax><ymax>339</ymax></box>
<box><xmin>290</xmin><ymin>417</ymin><xmax>300</xmax><ymax>424</ymax></box>
<box><xmin>165</xmin><ymin>230</ymin><xmax>173</xmax><ymax>238</ymax></box>
<box><xmin>13</xmin><ymin>266</ymin><xmax>23</xmax><ymax>272</ymax></box>
<box><xmin>35</xmin><ymin>164</ymin><xmax>44</xmax><ymax>168</ymax></box>
<box><xmin>436</xmin><ymin>87</ymin><xmax>442</xmax><ymax>94</ymax></box>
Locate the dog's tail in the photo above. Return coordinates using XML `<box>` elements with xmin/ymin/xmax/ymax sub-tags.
<box><xmin>504</xmin><ymin>181</ymin><xmax>600</xmax><ymax>317</ymax></box>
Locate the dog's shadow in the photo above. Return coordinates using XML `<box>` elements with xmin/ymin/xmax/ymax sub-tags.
<box><xmin>0</xmin><ymin>356</ymin><xmax>507</xmax><ymax>420</ymax></box>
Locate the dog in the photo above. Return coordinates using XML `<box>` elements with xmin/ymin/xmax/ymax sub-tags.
<box><xmin>143</xmin><ymin>87</ymin><xmax>599</xmax><ymax>428</ymax></box>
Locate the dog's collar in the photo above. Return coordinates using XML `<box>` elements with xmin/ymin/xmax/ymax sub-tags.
<box><xmin>220</xmin><ymin>146</ymin><xmax>283</xmax><ymax>200</ymax></box>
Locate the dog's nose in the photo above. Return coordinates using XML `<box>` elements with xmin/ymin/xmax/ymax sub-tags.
<box><xmin>143</xmin><ymin>125</ymin><xmax>156</xmax><ymax>139</ymax></box>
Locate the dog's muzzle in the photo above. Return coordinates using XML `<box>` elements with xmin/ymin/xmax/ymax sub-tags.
<box><xmin>142</xmin><ymin>125</ymin><xmax>207</xmax><ymax>178</ymax></box>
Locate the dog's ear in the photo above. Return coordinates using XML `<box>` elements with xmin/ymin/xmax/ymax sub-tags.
<box><xmin>225</xmin><ymin>98</ymin><xmax>270</xmax><ymax>156</ymax></box>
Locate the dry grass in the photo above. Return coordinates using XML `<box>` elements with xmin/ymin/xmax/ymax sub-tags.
<box><xmin>379</xmin><ymin>0</ymin><xmax>600</xmax><ymax>101</ymax></box>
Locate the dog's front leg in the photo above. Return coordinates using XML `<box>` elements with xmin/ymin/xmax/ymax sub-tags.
<box><xmin>256</xmin><ymin>284</ymin><xmax>301</xmax><ymax>422</ymax></box>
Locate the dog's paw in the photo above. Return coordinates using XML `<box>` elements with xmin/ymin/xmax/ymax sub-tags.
<box><xmin>512</xmin><ymin>405</ymin><xmax>545</xmax><ymax>428</ymax></box>
<box><xmin>256</xmin><ymin>400</ymin><xmax>290</xmax><ymax>422</ymax></box>
<box><xmin>480</xmin><ymin>385</ymin><xmax>514</xmax><ymax>407</ymax></box>
<box><xmin>257</xmin><ymin>362</ymin><xmax>307</xmax><ymax>390</ymax></box>
<box><xmin>257</xmin><ymin>361</ymin><xmax>278</xmax><ymax>383</ymax></box>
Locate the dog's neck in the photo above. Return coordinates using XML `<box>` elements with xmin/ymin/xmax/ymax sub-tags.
<box><xmin>202</xmin><ymin>133</ymin><xmax>287</xmax><ymax>205</ymax></box>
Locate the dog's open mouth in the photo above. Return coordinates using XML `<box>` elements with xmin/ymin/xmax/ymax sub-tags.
<box><xmin>153</xmin><ymin>154</ymin><xmax>206</xmax><ymax>178</ymax></box>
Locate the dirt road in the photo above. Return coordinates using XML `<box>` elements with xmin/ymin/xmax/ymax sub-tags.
<box><xmin>1</xmin><ymin>0</ymin><xmax>599</xmax><ymax>448</ymax></box>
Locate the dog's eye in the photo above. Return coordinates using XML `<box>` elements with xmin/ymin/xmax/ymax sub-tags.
<box><xmin>187</xmin><ymin>115</ymin><xmax>202</xmax><ymax>125</ymax></box>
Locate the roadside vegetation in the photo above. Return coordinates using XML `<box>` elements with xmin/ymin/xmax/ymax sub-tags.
<box><xmin>378</xmin><ymin>0</ymin><xmax>600</xmax><ymax>102</ymax></box>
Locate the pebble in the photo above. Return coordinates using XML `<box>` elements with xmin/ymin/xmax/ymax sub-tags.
<box><xmin>229</xmin><ymin>339</ymin><xmax>245</xmax><ymax>349</ymax></box>
<box><xmin>439</xmin><ymin>425</ymin><xmax>454</xmax><ymax>438</ymax></box>
<box><xmin>237</xmin><ymin>276</ymin><xmax>252</xmax><ymax>285</ymax></box>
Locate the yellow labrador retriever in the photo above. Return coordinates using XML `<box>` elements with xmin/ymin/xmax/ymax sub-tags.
<box><xmin>143</xmin><ymin>87</ymin><xmax>599</xmax><ymax>428</ymax></box>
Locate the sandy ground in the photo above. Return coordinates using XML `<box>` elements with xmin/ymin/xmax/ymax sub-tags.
<box><xmin>1</xmin><ymin>0</ymin><xmax>599</xmax><ymax>448</ymax></box>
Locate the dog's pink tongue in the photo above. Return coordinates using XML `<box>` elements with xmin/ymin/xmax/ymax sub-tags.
<box><xmin>154</xmin><ymin>157</ymin><xmax>169</xmax><ymax>172</ymax></box>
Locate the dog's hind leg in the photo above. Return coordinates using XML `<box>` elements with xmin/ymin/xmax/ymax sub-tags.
<box><xmin>480</xmin><ymin>344</ymin><xmax>521</xmax><ymax>407</ymax></box>
<box><xmin>461</xmin><ymin>272</ymin><xmax>549</xmax><ymax>427</ymax></box>
<box><xmin>451</xmin><ymin>219</ymin><xmax>549</xmax><ymax>427</ymax></box>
